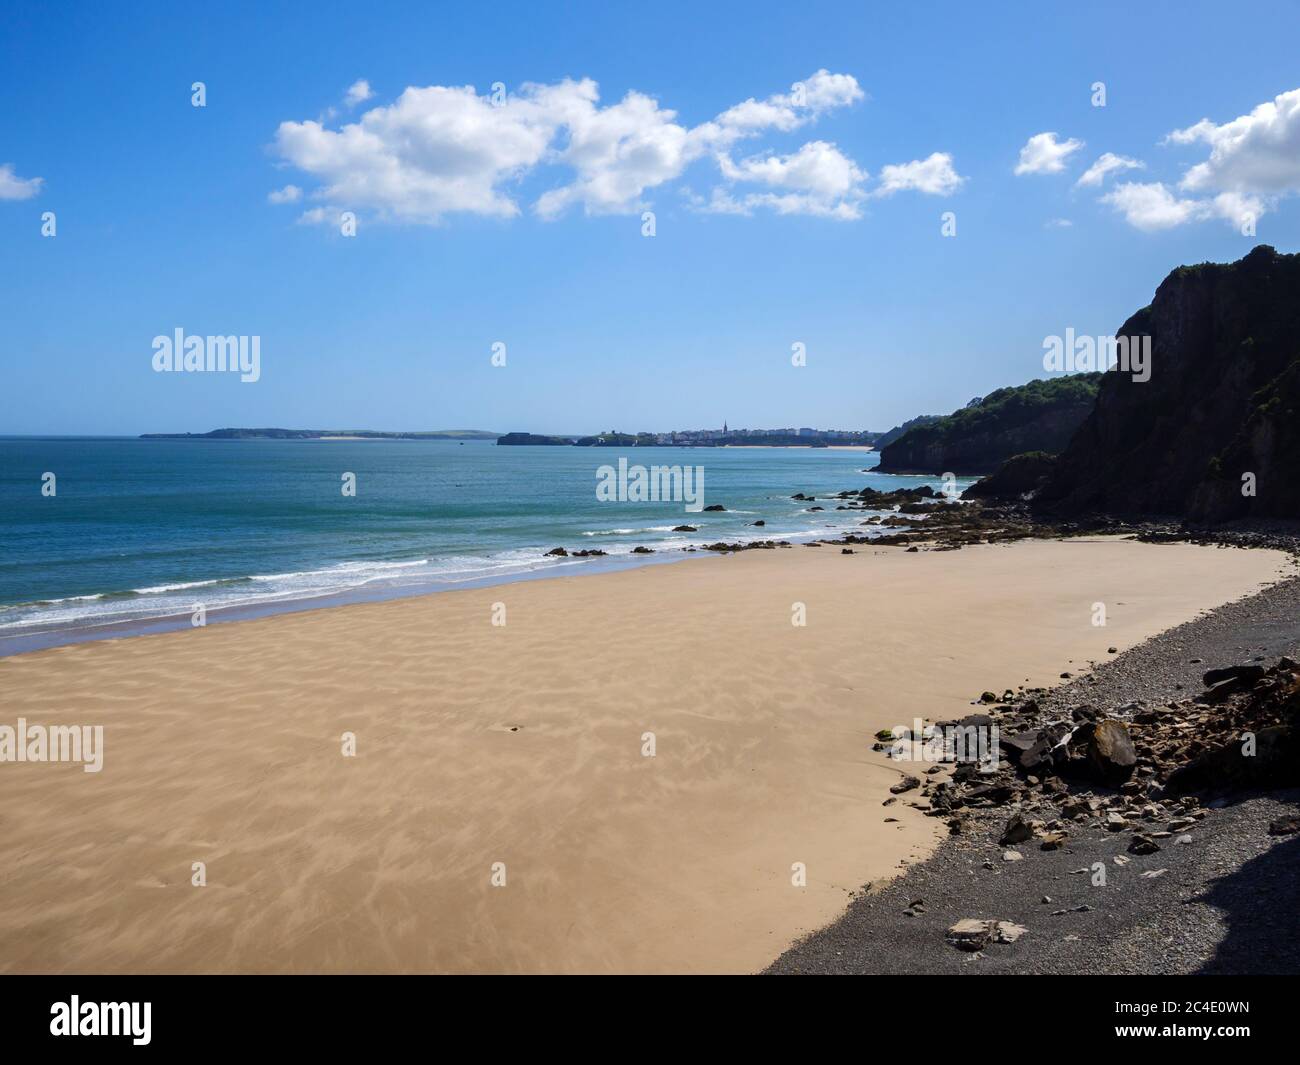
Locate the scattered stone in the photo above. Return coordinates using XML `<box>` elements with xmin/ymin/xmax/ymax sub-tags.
<box><xmin>1128</xmin><ymin>834</ymin><xmax>1161</xmax><ymax>855</ymax></box>
<box><xmin>1000</xmin><ymin>813</ymin><xmax>1035</xmax><ymax>845</ymax></box>
<box><xmin>1002</xmin><ymin>850</ymin><xmax>1023</xmax><ymax>862</ymax></box>
<box><xmin>890</xmin><ymin>775</ymin><xmax>921</xmax><ymax>795</ymax></box>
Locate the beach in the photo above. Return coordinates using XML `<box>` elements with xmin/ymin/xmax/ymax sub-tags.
<box><xmin>0</xmin><ymin>537</ymin><xmax>1286</xmax><ymax>974</ymax></box>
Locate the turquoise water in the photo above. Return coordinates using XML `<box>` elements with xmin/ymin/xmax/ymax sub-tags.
<box><xmin>0</xmin><ymin>437</ymin><xmax>968</xmax><ymax>651</ymax></box>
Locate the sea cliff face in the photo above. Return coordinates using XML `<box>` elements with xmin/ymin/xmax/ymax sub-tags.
<box><xmin>1037</xmin><ymin>245</ymin><xmax>1300</xmax><ymax>521</ymax></box>
<box><xmin>877</xmin><ymin>375</ymin><xmax>1101</xmax><ymax>475</ymax></box>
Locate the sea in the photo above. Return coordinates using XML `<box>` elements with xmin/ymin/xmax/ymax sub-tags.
<box><xmin>0</xmin><ymin>437</ymin><xmax>971</xmax><ymax>654</ymax></box>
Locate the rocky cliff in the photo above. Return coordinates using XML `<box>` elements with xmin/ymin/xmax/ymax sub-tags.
<box><xmin>876</xmin><ymin>375</ymin><xmax>1102</xmax><ymax>475</ymax></box>
<box><xmin>1037</xmin><ymin>245</ymin><xmax>1300</xmax><ymax>521</ymax></box>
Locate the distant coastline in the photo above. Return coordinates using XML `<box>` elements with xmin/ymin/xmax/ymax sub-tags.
<box><xmin>139</xmin><ymin>428</ymin><xmax>501</xmax><ymax>441</ymax></box>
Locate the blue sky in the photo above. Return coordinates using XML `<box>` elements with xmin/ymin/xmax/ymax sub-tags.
<box><xmin>2</xmin><ymin>0</ymin><xmax>1298</xmax><ymax>436</ymax></box>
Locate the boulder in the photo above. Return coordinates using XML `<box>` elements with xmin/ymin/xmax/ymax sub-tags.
<box><xmin>1087</xmin><ymin>719</ymin><xmax>1137</xmax><ymax>784</ymax></box>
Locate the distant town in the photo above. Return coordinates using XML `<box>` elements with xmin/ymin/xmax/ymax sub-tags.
<box><xmin>498</xmin><ymin>424</ymin><xmax>884</xmax><ymax>447</ymax></box>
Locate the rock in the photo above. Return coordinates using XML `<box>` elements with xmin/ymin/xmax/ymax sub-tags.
<box><xmin>945</xmin><ymin>919</ymin><xmax>991</xmax><ymax>951</ymax></box>
<box><xmin>631</xmin><ymin>546</ymin><xmax>654</xmax><ymax>554</ymax></box>
<box><xmin>1128</xmin><ymin>834</ymin><xmax>1161</xmax><ymax>855</ymax></box>
<box><xmin>702</xmin><ymin>504</ymin><xmax>726</xmax><ymax>512</ymax></box>
<box><xmin>1175</xmin><ymin>834</ymin><xmax>1194</xmax><ymax>845</ymax></box>
<box><xmin>1087</xmin><ymin>719</ymin><xmax>1137</xmax><ymax>785</ymax></box>
<box><xmin>1202</xmin><ymin>663</ymin><xmax>1267</xmax><ymax>688</ymax></box>
<box><xmin>1108</xmin><ymin>646</ymin><xmax>1118</xmax><ymax>654</ymax></box>
<box><xmin>945</xmin><ymin>919</ymin><xmax>1026</xmax><ymax>951</ymax></box>
<box><xmin>1141</xmin><ymin>869</ymin><xmax>1169</xmax><ymax>879</ymax></box>
<box><xmin>1000</xmin><ymin>730</ymin><xmax>1052</xmax><ymax>771</ymax></box>
<box><xmin>994</xmin><ymin>921</ymin><xmax>1028</xmax><ymax>943</ymax></box>
<box><xmin>1105</xmin><ymin>812</ymin><xmax>1129</xmax><ymax>831</ymax></box>
<box><xmin>1269</xmin><ymin>815</ymin><xmax>1300</xmax><ymax>836</ymax></box>
<box><xmin>1039</xmin><ymin>831</ymin><xmax>1068</xmax><ymax>850</ymax></box>
<box><xmin>841</xmin><ymin>548</ymin><xmax>854</xmax><ymax>554</ymax></box>
<box><xmin>750</xmin><ymin>520</ymin><xmax>765</xmax><ymax>527</ymax></box>
<box><xmin>672</xmin><ymin>525</ymin><xmax>697</xmax><ymax>532</ymax></box>
<box><xmin>1002</xmin><ymin>850</ymin><xmax>1023</xmax><ymax>862</ymax></box>
<box><xmin>889</xmin><ymin>775</ymin><xmax>921</xmax><ymax>795</ymax></box>
<box><xmin>999</xmin><ymin>813</ymin><xmax>1035</xmax><ymax>845</ymax></box>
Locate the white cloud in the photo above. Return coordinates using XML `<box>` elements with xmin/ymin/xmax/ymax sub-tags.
<box><xmin>535</xmin><ymin>88</ymin><xmax>695</xmax><ymax>218</ymax></box>
<box><xmin>297</xmin><ymin>206</ymin><xmax>337</xmax><ymax>226</ymax></box>
<box><xmin>0</xmin><ymin>163</ymin><xmax>43</xmax><ymax>200</ymax></box>
<box><xmin>275</xmin><ymin>81</ymin><xmax>577</xmax><ymax>222</ymax></box>
<box><xmin>267</xmin><ymin>184</ymin><xmax>302</xmax><ymax>204</ymax></box>
<box><xmin>273</xmin><ymin>71</ymin><xmax>869</xmax><ymax>223</ymax></box>
<box><xmin>1169</xmin><ymin>88</ymin><xmax>1300</xmax><ymax>195</ymax></box>
<box><xmin>1045</xmin><ymin>217</ymin><xmax>1073</xmax><ymax>228</ymax></box>
<box><xmin>705</xmin><ymin>69</ymin><xmax>866</xmax><ymax>142</ymax></box>
<box><xmin>1098</xmin><ymin>88</ymin><xmax>1300</xmax><ymax>231</ymax></box>
<box><xmin>1014</xmin><ymin>132</ymin><xmax>1084</xmax><ymax>175</ymax></box>
<box><xmin>345</xmin><ymin>79</ymin><xmax>374</xmax><ymax>107</ymax></box>
<box><xmin>1075</xmin><ymin>152</ymin><xmax>1144</xmax><ymax>187</ymax></box>
<box><xmin>710</xmin><ymin>140</ymin><xmax>867</xmax><ymax>218</ymax></box>
<box><xmin>874</xmin><ymin>152</ymin><xmax>965</xmax><ymax>196</ymax></box>
<box><xmin>1102</xmin><ymin>182</ymin><xmax>1265</xmax><ymax>233</ymax></box>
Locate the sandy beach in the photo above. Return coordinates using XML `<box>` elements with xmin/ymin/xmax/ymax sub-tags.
<box><xmin>0</xmin><ymin>538</ymin><xmax>1286</xmax><ymax>974</ymax></box>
